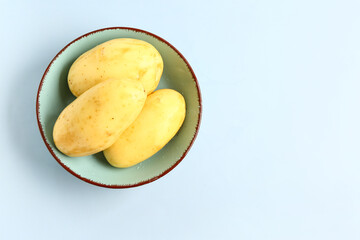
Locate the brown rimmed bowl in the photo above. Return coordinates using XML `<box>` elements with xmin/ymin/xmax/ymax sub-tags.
<box><xmin>36</xmin><ymin>27</ymin><xmax>202</xmax><ymax>188</ymax></box>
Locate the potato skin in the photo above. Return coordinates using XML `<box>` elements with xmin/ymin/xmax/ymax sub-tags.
<box><xmin>104</xmin><ymin>89</ymin><xmax>186</xmax><ymax>168</ymax></box>
<box><xmin>68</xmin><ymin>38</ymin><xmax>163</xmax><ymax>97</ymax></box>
<box><xmin>53</xmin><ymin>78</ymin><xmax>146</xmax><ymax>157</ymax></box>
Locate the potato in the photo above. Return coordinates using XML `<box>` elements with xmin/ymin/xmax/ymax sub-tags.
<box><xmin>104</xmin><ymin>89</ymin><xmax>186</xmax><ymax>168</ymax></box>
<box><xmin>53</xmin><ymin>78</ymin><xmax>146</xmax><ymax>157</ymax></box>
<box><xmin>68</xmin><ymin>38</ymin><xmax>163</xmax><ymax>97</ymax></box>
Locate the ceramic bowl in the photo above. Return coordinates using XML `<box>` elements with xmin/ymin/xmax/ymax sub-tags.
<box><xmin>36</xmin><ymin>27</ymin><xmax>202</xmax><ymax>188</ymax></box>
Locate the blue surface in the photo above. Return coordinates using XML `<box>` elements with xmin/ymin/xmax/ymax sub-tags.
<box><xmin>1</xmin><ymin>0</ymin><xmax>360</xmax><ymax>239</ymax></box>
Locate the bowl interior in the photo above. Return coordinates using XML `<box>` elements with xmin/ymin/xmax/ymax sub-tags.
<box><xmin>37</xmin><ymin>28</ymin><xmax>201</xmax><ymax>187</ymax></box>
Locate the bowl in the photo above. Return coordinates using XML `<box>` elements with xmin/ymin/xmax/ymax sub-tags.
<box><xmin>36</xmin><ymin>27</ymin><xmax>202</xmax><ymax>188</ymax></box>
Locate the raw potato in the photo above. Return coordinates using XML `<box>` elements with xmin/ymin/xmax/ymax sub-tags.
<box><xmin>104</xmin><ymin>89</ymin><xmax>186</xmax><ymax>168</ymax></box>
<box><xmin>53</xmin><ymin>78</ymin><xmax>146</xmax><ymax>157</ymax></box>
<box><xmin>68</xmin><ymin>38</ymin><xmax>163</xmax><ymax>97</ymax></box>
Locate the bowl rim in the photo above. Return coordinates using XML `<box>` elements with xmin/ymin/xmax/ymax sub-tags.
<box><xmin>36</xmin><ymin>27</ymin><xmax>202</xmax><ymax>189</ymax></box>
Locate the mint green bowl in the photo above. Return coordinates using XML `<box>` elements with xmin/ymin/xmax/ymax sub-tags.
<box><xmin>36</xmin><ymin>27</ymin><xmax>202</xmax><ymax>188</ymax></box>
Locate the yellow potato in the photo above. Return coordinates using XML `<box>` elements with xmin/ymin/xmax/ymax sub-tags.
<box><xmin>68</xmin><ymin>38</ymin><xmax>163</xmax><ymax>97</ymax></box>
<box><xmin>104</xmin><ymin>89</ymin><xmax>186</xmax><ymax>168</ymax></box>
<box><xmin>53</xmin><ymin>78</ymin><xmax>146</xmax><ymax>157</ymax></box>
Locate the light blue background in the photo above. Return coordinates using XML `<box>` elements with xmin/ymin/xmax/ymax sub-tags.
<box><xmin>1</xmin><ymin>0</ymin><xmax>360</xmax><ymax>239</ymax></box>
